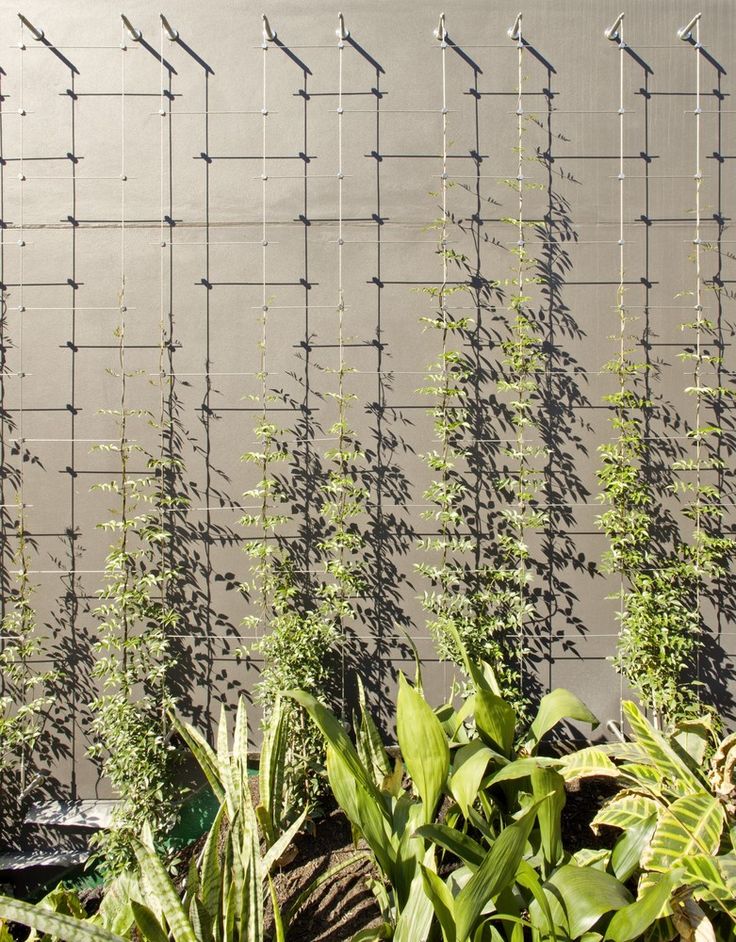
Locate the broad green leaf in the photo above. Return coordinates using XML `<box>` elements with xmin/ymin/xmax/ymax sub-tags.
<box><xmin>622</xmin><ymin>702</ymin><xmax>701</xmax><ymax>797</ymax></box>
<box><xmin>394</xmin><ymin>858</ymin><xmax>436</xmax><ymax>942</ymax></box>
<box><xmin>415</xmin><ymin>824</ymin><xmax>485</xmax><ymax>870</ymax></box>
<box><xmin>0</xmin><ymin>897</ymin><xmax>125</xmax><ymax>942</ymax></box>
<box><xmin>593</xmin><ymin>793</ymin><xmax>660</xmax><ymax>832</ymax></box>
<box><xmin>454</xmin><ymin>797</ymin><xmax>543</xmax><ymax>941</ymax></box>
<box><xmin>420</xmin><ymin>865</ymin><xmax>456</xmax><ymax>942</ymax></box>
<box><xmin>450</xmin><ymin>740</ymin><xmax>493</xmax><ymax>818</ymax></box>
<box><xmin>527</xmin><ymin>689</ymin><xmax>598</xmax><ymax>751</ymax></box>
<box><xmin>474</xmin><ymin>689</ymin><xmax>516</xmax><ymax>757</ymax></box>
<box><xmin>642</xmin><ymin>792</ymin><xmax>725</xmax><ymax>872</ymax></box>
<box><xmin>487</xmin><ymin>757</ymin><xmax>558</xmax><ymax>785</ymax></box>
<box><xmin>130</xmin><ymin>902</ymin><xmax>169</xmax><ymax>942</ymax></box>
<box><xmin>133</xmin><ymin>841</ymin><xmax>198</xmax><ymax>942</ymax></box>
<box><xmin>605</xmin><ymin>870</ymin><xmax>682</xmax><ymax>942</ymax></box>
<box><xmin>326</xmin><ymin>744</ymin><xmax>394</xmax><ymax>879</ymax></box>
<box><xmin>216</xmin><ymin>705</ymin><xmax>237</xmax><ymax>820</ymax></box>
<box><xmin>516</xmin><ymin>860</ymin><xmax>557</xmax><ymax>942</ymax></box>
<box><xmin>288</xmin><ymin>689</ymin><xmax>384</xmax><ymax>804</ymax></box>
<box><xmin>611</xmin><ymin>814</ymin><xmax>657</xmax><ymax>881</ymax></box>
<box><xmin>558</xmin><ymin>747</ymin><xmax>618</xmax><ymax>782</ymax></box>
<box><xmin>397</xmin><ymin>673</ymin><xmax>449</xmax><ymax>823</ymax></box>
<box><xmin>533</xmin><ymin>865</ymin><xmax>632</xmax><ymax>938</ymax></box>
<box><xmin>532</xmin><ymin>766</ymin><xmax>565</xmax><ymax>870</ymax></box>
<box><xmin>349</xmin><ymin>925</ymin><xmax>392</xmax><ymax>942</ymax></box>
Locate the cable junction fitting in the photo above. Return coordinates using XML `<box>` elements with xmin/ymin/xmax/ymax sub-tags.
<box><xmin>120</xmin><ymin>13</ymin><xmax>142</xmax><ymax>41</ymax></box>
<box><xmin>677</xmin><ymin>12</ymin><xmax>701</xmax><ymax>41</ymax></box>
<box><xmin>507</xmin><ymin>12</ymin><xmax>522</xmax><ymax>41</ymax></box>
<box><xmin>604</xmin><ymin>12</ymin><xmax>624</xmax><ymax>42</ymax></box>
<box><xmin>433</xmin><ymin>12</ymin><xmax>446</xmax><ymax>42</ymax></box>
<box><xmin>17</xmin><ymin>13</ymin><xmax>44</xmax><ymax>41</ymax></box>
<box><xmin>160</xmin><ymin>13</ymin><xmax>178</xmax><ymax>41</ymax></box>
<box><xmin>262</xmin><ymin>13</ymin><xmax>276</xmax><ymax>42</ymax></box>
<box><xmin>337</xmin><ymin>12</ymin><xmax>349</xmax><ymax>41</ymax></box>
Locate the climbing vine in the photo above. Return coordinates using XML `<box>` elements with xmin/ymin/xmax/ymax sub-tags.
<box><xmin>0</xmin><ymin>511</ymin><xmax>56</xmax><ymax>801</ymax></box>
<box><xmin>90</xmin><ymin>293</ymin><xmax>180</xmax><ymax>874</ymax></box>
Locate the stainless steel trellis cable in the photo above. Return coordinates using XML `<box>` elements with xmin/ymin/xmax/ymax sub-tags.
<box><xmin>677</xmin><ymin>13</ymin><xmax>704</xmax><ymax>684</ymax></box>
<box><xmin>512</xmin><ymin>12</ymin><xmax>526</xmax><ymax>694</ymax></box>
<box><xmin>336</xmin><ymin>14</ymin><xmax>347</xmax><ymax>714</ymax></box>
<box><xmin>258</xmin><ymin>21</ymin><xmax>270</xmax><ymax>643</ymax></box>
<box><xmin>606</xmin><ymin>11</ymin><xmax>627</xmax><ymax>723</ymax></box>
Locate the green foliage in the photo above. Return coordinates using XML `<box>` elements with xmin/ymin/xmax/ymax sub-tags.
<box><xmin>0</xmin><ymin>697</ymin><xmax>349</xmax><ymax>942</ymax></box>
<box><xmin>0</xmin><ymin>513</ymin><xmax>56</xmax><ymax>799</ymax></box>
<box><xmin>289</xmin><ymin>654</ymin><xmax>607</xmax><ymax>941</ymax></box>
<box><xmin>240</xmin><ymin>300</ymin><xmax>343</xmax><ymax>818</ymax></box>
<box><xmin>90</xmin><ymin>297</ymin><xmax>181</xmax><ymax>873</ymax></box>
<box><xmin>589</xmin><ymin>701</ymin><xmax>736</xmax><ymax>938</ymax></box>
<box><xmin>597</xmin><ymin>270</ymin><xmax>699</xmax><ymax>724</ymax></box>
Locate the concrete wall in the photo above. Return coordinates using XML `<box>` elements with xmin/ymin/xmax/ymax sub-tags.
<box><xmin>1</xmin><ymin>0</ymin><xmax>735</xmax><ymax>803</ymax></box>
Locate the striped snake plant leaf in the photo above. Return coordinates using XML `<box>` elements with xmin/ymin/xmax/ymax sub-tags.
<box><xmin>216</xmin><ymin>705</ymin><xmax>237</xmax><ymax>821</ymax></box>
<box><xmin>130</xmin><ymin>901</ymin><xmax>170</xmax><ymax>942</ymax></box>
<box><xmin>622</xmin><ymin>702</ymin><xmax>702</xmax><ymax>797</ymax></box>
<box><xmin>133</xmin><ymin>840</ymin><xmax>198</xmax><ymax>942</ymax></box>
<box><xmin>355</xmin><ymin>676</ymin><xmax>391</xmax><ymax>784</ymax></box>
<box><xmin>199</xmin><ymin>802</ymin><xmax>225</xmax><ymax>922</ymax></box>
<box><xmin>593</xmin><ymin>793</ymin><xmax>661</xmax><ymax>832</ymax></box>
<box><xmin>168</xmin><ymin>710</ymin><xmax>224</xmax><ymax>805</ymax></box>
<box><xmin>396</xmin><ymin>672</ymin><xmax>450</xmax><ymax>825</ymax></box>
<box><xmin>258</xmin><ymin>695</ymin><xmax>287</xmax><ymax>845</ymax></box>
<box><xmin>262</xmin><ymin>807</ymin><xmax>307</xmax><ymax>874</ymax></box>
<box><xmin>641</xmin><ymin>792</ymin><xmax>725</xmax><ymax>872</ymax></box>
<box><xmin>0</xmin><ymin>897</ymin><xmax>125</xmax><ymax>942</ymax></box>
<box><xmin>557</xmin><ymin>746</ymin><xmax>618</xmax><ymax>783</ymax></box>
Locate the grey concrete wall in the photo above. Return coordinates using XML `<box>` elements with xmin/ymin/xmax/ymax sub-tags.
<box><xmin>1</xmin><ymin>0</ymin><xmax>735</xmax><ymax>802</ymax></box>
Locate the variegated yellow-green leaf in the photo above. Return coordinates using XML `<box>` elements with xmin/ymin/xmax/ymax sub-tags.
<box><xmin>558</xmin><ymin>747</ymin><xmax>618</xmax><ymax>783</ymax></box>
<box><xmin>642</xmin><ymin>792</ymin><xmax>725</xmax><ymax>872</ymax></box>
<box><xmin>593</xmin><ymin>793</ymin><xmax>661</xmax><ymax>833</ymax></box>
<box><xmin>622</xmin><ymin>702</ymin><xmax>701</xmax><ymax>797</ymax></box>
<box><xmin>681</xmin><ymin>854</ymin><xmax>736</xmax><ymax>913</ymax></box>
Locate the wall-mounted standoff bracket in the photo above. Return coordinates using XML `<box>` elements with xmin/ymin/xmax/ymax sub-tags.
<box><xmin>507</xmin><ymin>12</ymin><xmax>522</xmax><ymax>41</ymax></box>
<box><xmin>120</xmin><ymin>13</ymin><xmax>142</xmax><ymax>42</ymax></box>
<box><xmin>262</xmin><ymin>13</ymin><xmax>276</xmax><ymax>43</ymax></box>
<box><xmin>160</xmin><ymin>13</ymin><xmax>178</xmax><ymax>41</ymax></box>
<box><xmin>433</xmin><ymin>12</ymin><xmax>446</xmax><ymax>42</ymax></box>
<box><xmin>337</xmin><ymin>12</ymin><xmax>349</xmax><ymax>41</ymax></box>
<box><xmin>677</xmin><ymin>12</ymin><xmax>701</xmax><ymax>41</ymax></box>
<box><xmin>604</xmin><ymin>12</ymin><xmax>624</xmax><ymax>42</ymax></box>
<box><xmin>17</xmin><ymin>13</ymin><xmax>44</xmax><ymax>41</ymax></box>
